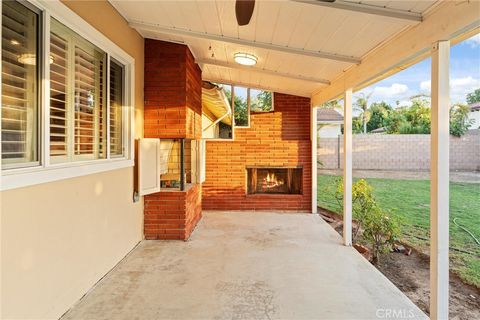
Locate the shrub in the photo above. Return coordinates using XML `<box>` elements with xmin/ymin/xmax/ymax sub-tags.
<box><xmin>362</xmin><ymin>206</ymin><xmax>400</xmax><ymax>265</ymax></box>
<box><xmin>450</xmin><ymin>104</ymin><xmax>474</xmax><ymax>137</ymax></box>
<box><xmin>334</xmin><ymin>178</ymin><xmax>376</xmax><ymax>241</ymax></box>
<box><xmin>333</xmin><ymin>177</ymin><xmax>400</xmax><ymax>264</ymax></box>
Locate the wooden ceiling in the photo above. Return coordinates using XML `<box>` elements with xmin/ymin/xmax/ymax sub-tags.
<box><xmin>110</xmin><ymin>0</ymin><xmax>440</xmax><ymax>97</ymax></box>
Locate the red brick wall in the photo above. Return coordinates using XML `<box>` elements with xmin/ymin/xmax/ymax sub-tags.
<box><xmin>202</xmin><ymin>93</ymin><xmax>312</xmax><ymax>212</ymax></box>
<box><xmin>144</xmin><ymin>185</ymin><xmax>202</xmax><ymax>240</ymax></box>
<box><xmin>143</xmin><ymin>39</ymin><xmax>203</xmax><ymax>240</ymax></box>
<box><xmin>144</xmin><ymin>39</ymin><xmax>201</xmax><ymax>139</ymax></box>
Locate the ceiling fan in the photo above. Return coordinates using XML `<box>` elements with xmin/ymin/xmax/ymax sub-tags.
<box><xmin>235</xmin><ymin>0</ymin><xmax>336</xmax><ymax>27</ymax></box>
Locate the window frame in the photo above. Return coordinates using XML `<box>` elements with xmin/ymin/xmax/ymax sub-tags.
<box><xmin>249</xmin><ymin>88</ymin><xmax>274</xmax><ymax>114</ymax></box>
<box><xmin>232</xmin><ymin>86</ymin><xmax>250</xmax><ymax>129</ymax></box>
<box><xmin>0</xmin><ymin>0</ymin><xmax>42</xmax><ymax>169</ymax></box>
<box><xmin>1</xmin><ymin>0</ymin><xmax>135</xmax><ymax>191</ymax></box>
<box><xmin>203</xmin><ymin>83</ymin><xmax>274</xmax><ymax>141</ymax></box>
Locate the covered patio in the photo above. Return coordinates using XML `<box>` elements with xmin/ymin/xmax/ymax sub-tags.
<box><xmin>62</xmin><ymin>211</ymin><xmax>426</xmax><ymax>320</ymax></box>
<box><xmin>2</xmin><ymin>1</ymin><xmax>480</xmax><ymax>319</ymax></box>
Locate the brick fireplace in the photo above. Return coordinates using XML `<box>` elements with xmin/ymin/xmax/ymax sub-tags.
<box><xmin>143</xmin><ymin>39</ymin><xmax>203</xmax><ymax>240</ymax></box>
<box><xmin>247</xmin><ymin>167</ymin><xmax>303</xmax><ymax>195</ymax></box>
<box><xmin>202</xmin><ymin>93</ymin><xmax>312</xmax><ymax>212</ymax></box>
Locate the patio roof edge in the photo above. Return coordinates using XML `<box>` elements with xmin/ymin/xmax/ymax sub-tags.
<box><xmin>311</xmin><ymin>1</ymin><xmax>480</xmax><ymax>106</ymax></box>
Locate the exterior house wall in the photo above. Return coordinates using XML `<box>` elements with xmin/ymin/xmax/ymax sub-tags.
<box><xmin>143</xmin><ymin>39</ymin><xmax>203</xmax><ymax>240</ymax></box>
<box><xmin>1</xmin><ymin>1</ymin><xmax>145</xmax><ymax>319</ymax></box>
<box><xmin>318</xmin><ymin>131</ymin><xmax>480</xmax><ymax>171</ymax></box>
<box><xmin>468</xmin><ymin>110</ymin><xmax>480</xmax><ymax>129</ymax></box>
<box><xmin>318</xmin><ymin>123</ymin><xmax>341</xmax><ymax>138</ymax></box>
<box><xmin>202</xmin><ymin>93</ymin><xmax>312</xmax><ymax>212</ymax></box>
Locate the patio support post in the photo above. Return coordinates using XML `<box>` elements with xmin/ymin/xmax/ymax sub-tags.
<box><xmin>430</xmin><ymin>40</ymin><xmax>450</xmax><ymax>320</ymax></box>
<box><xmin>311</xmin><ymin>105</ymin><xmax>318</xmax><ymax>214</ymax></box>
<box><xmin>343</xmin><ymin>88</ymin><xmax>353</xmax><ymax>246</ymax></box>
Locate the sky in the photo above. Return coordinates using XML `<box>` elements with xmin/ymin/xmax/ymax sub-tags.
<box><xmin>355</xmin><ymin>34</ymin><xmax>480</xmax><ymax>108</ymax></box>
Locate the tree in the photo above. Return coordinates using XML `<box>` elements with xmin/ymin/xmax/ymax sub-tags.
<box><xmin>466</xmin><ymin>88</ymin><xmax>480</xmax><ymax>104</ymax></box>
<box><xmin>450</xmin><ymin>104</ymin><xmax>474</xmax><ymax>137</ymax></box>
<box><xmin>384</xmin><ymin>98</ymin><xmax>431</xmax><ymax>134</ymax></box>
<box><xmin>250</xmin><ymin>90</ymin><xmax>273</xmax><ymax>112</ymax></box>
<box><xmin>367</xmin><ymin>102</ymin><xmax>393</xmax><ymax>132</ymax></box>
<box><xmin>225</xmin><ymin>88</ymin><xmax>248</xmax><ymax>126</ymax></box>
<box><xmin>352</xmin><ymin>117</ymin><xmax>363</xmax><ymax>134</ymax></box>
<box><xmin>320</xmin><ymin>99</ymin><xmax>342</xmax><ymax>109</ymax></box>
<box><xmin>354</xmin><ymin>92</ymin><xmax>373</xmax><ymax>134</ymax></box>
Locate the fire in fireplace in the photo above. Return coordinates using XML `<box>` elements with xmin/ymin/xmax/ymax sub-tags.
<box><xmin>247</xmin><ymin>167</ymin><xmax>302</xmax><ymax>195</ymax></box>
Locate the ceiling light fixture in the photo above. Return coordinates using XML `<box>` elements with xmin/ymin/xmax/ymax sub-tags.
<box><xmin>234</xmin><ymin>52</ymin><xmax>257</xmax><ymax>66</ymax></box>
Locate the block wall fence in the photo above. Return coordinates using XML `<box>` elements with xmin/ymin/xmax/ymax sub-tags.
<box><xmin>318</xmin><ymin>130</ymin><xmax>480</xmax><ymax>171</ymax></box>
<box><xmin>202</xmin><ymin>93</ymin><xmax>312</xmax><ymax>212</ymax></box>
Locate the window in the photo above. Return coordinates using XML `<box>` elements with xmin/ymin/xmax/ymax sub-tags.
<box><xmin>159</xmin><ymin>139</ymin><xmax>199</xmax><ymax>190</ymax></box>
<box><xmin>110</xmin><ymin>59</ymin><xmax>124</xmax><ymax>157</ymax></box>
<box><xmin>233</xmin><ymin>86</ymin><xmax>249</xmax><ymax>127</ymax></box>
<box><xmin>201</xmin><ymin>83</ymin><xmax>273</xmax><ymax>140</ymax></box>
<box><xmin>50</xmin><ymin>19</ymin><xmax>107</xmax><ymax>163</ymax></box>
<box><xmin>1</xmin><ymin>0</ymin><xmax>134</xmax><ymax>191</ymax></box>
<box><xmin>250</xmin><ymin>89</ymin><xmax>273</xmax><ymax>112</ymax></box>
<box><xmin>1</xmin><ymin>0</ymin><xmax>40</xmax><ymax>167</ymax></box>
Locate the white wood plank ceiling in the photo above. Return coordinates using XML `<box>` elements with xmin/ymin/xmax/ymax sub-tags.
<box><xmin>110</xmin><ymin>0</ymin><xmax>440</xmax><ymax>98</ymax></box>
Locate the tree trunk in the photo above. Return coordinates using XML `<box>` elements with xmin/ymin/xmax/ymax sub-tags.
<box><xmin>363</xmin><ymin>114</ymin><xmax>367</xmax><ymax>134</ymax></box>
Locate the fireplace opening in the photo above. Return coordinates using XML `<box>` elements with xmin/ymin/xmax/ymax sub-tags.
<box><xmin>247</xmin><ymin>167</ymin><xmax>302</xmax><ymax>195</ymax></box>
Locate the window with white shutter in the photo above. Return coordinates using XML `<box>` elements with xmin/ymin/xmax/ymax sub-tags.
<box><xmin>1</xmin><ymin>0</ymin><xmax>39</xmax><ymax>167</ymax></box>
<box><xmin>110</xmin><ymin>59</ymin><xmax>124</xmax><ymax>157</ymax></box>
<box><xmin>50</xmin><ymin>19</ymin><xmax>107</xmax><ymax>163</ymax></box>
<box><xmin>1</xmin><ymin>0</ymin><xmax>134</xmax><ymax>190</ymax></box>
<box><xmin>49</xmin><ymin>27</ymin><xmax>68</xmax><ymax>159</ymax></box>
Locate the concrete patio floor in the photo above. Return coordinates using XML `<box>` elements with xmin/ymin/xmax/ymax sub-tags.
<box><xmin>62</xmin><ymin>211</ymin><xmax>427</xmax><ymax>320</ymax></box>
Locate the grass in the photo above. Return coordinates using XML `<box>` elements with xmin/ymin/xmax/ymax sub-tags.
<box><xmin>317</xmin><ymin>174</ymin><xmax>480</xmax><ymax>287</ymax></box>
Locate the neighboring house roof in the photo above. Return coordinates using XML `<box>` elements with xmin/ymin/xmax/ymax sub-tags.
<box><xmin>317</xmin><ymin>108</ymin><xmax>343</xmax><ymax>123</ymax></box>
<box><xmin>469</xmin><ymin>102</ymin><xmax>480</xmax><ymax>111</ymax></box>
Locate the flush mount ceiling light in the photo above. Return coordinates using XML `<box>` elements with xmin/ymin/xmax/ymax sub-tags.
<box><xmin>234</xmin><ymin>52</ymin><xmax>257</xmax><ymax>66</ymax></box>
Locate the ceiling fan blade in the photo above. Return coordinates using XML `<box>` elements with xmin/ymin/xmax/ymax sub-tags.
<box><xmin>235</xmin><ymin>0</ymin><xmax>255</xmax><ymax>26</ymax></box>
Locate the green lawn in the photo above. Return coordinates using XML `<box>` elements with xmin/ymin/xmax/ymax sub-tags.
<box><xmin>317</xmin><ymin>174</ymin><xmax>480</xmax><ymax>287</ymax></box>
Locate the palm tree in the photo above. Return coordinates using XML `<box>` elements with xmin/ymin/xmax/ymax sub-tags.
<box><xmin>354</xmin><ymin>92</ymin><xmax>373</xmax><ymax>134</ymax></box>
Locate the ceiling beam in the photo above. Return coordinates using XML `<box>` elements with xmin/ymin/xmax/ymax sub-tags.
<box><xmin>129</xmin><ymin>20</ymin><xmax>361</xmax><ymax>64</ymax></box>
<box><xmin>292</xmin><ymin>0</ymin><xmax>422</xmax><ymax>23</ymax></box>
<box><xmin>202</xmin><ymin>76</ymin><xmax>312</xmax><ymax>98</ymax></box>
<box><xmin>197</xmin><ymin>58</ymin><xmax>331</xmax><ymax>85</ymax></box>
<box><xmin>311</xmin><ymin>0</ymin><xmax>480</xmax><ymax>106</ymax></box>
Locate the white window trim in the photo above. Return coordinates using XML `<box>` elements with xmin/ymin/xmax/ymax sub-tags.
<box><xmin>0</xmin><ymin>0</ymin><xmax>135</xmax><ymax>191</ymax></box>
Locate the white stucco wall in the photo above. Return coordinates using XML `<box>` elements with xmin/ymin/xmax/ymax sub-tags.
<box><xmin>468</xmin><ymin>110</ymin><xmax>480</xmax><ymax>129</ymax></box>
<box><xmin>318</xmin><ymin>123</ymin><xmax>341</xmax><ymax>138</ymax></box>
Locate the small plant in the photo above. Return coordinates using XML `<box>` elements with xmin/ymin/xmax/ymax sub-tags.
<box><xmin>332</xmin><ymin>177</ymin><xmax>400</xmax><ymax>264</ymax></box>
<box><xmin>362</xmin><ymin>206</ymin><xmax>400</xmax><ymax>265</ymax></box>
<box><xmin>334</xmin><ymin>178</ymin><xmax>376</xmax><ymax>241</ymax></box>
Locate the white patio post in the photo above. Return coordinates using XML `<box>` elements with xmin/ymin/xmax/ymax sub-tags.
<box><xmin>343</xmin><ymin>88</ymin><xmax>353</xmax><ymax>246</ymax></box>
<box><xmin>430</xmin><ymin>40</ymin><xmax>450</xmax><ymax>320</ymax></box>
<box><xmin>311</xmin><ymin>104</ymin><xmax>318</xmax><ymax>214</ymax></box>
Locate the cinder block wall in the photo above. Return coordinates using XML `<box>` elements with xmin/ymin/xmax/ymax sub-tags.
<box><xmin>143</xmin><ymin>39</ymin><xmax>202</xmax><ymax>240</ymax></box>
<box><xmin>202</xmin><ymin>93</ymin><xmax>312</xmax><ymax>212</ymax></box>
<box><xmin>318</xmin><ymin>130</ymin><xmax>480</xmax><ymax>171</ymax></box>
